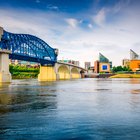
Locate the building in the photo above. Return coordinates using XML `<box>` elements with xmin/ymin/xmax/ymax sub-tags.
<box><xmin>130</xmin><ymin>49</ymin><xmax>139</xmax><ymax>60</ymax></box>
<box><xmin>74</xmin><ymin>61</ymin><xmax>80</xmax><ymax>67</ymax></box>
<box><xmin>58</xmin><ymin>60</ymin><xmax>80</xmax><ymax>66</ymax></box>
<box><xmin>85</xmin><ymin>62</ymin><xmax>91</xmax><ymax>70</ymax></box>
<box><xmin>122</xmin><ymin>49</ymin><xmax>140</xmax><ymax>72</ymax></box>
<box><xmin>129</xmin><ymin>49</ymin><xmax>140</xmax><ymax>72</ymax></box>
<box><xmin>99</xmin><ymin>63</ymin><xmax>110</xmax><ymax>73</ymax></box>
<box><xmin>10</xmin><ymin>59</ymin><xmax>39</xmax><ymax>67</ymax></box>
<box><xmin>122</xmin><ymin>59</ymin><xmax>130</xmax><ymax>67</ymax></box>
<box><xmin>88</xmin><ymin>66</ymin><xmax>94</xmax><ymax>73</ymax></box>
<box><xmin>99</xmin><ymin>53</ymin><xmax>111</xmax><ymax>73</ymax></box>
<box><xmin>130</xmin><ymin>60</ymin><xmax>140</xmax><ymax>72</ymax></box>
<box><xmin>94</xmin><ymin>53</ymin><xmax>112</xmax><ymax>73</ymax></box>
<box><xmin>94</xmin><ymin>60</ymin><xmax>99</xmax><ymax>73</ymax></box>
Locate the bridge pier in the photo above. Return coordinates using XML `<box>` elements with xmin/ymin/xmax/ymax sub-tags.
<box><xmin>0</xmin><ymin>50</ymin><xmax>12</xmax><ymax>83</ymax></box>
<box><xmin>38</xmin><ymin>65</ymin><xmax>56</xmax><ymax>81</ymax></box>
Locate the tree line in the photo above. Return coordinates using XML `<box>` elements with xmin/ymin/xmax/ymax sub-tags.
<box><xmin>112</xmin><ymin>66</ymin><xmax>132</xmax><ymax>73</ymax></box>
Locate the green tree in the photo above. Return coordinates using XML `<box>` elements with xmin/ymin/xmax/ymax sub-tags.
<box><xmin>112</xmin><ymin>66</ymin><xmax>132</xmax><ymax>73</ymax></box>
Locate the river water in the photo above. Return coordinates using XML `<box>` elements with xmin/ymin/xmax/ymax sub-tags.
<box><xmin>0</xmin><ymin>78</ymin><xmax>140</xmax><ymax>140</ymax></box>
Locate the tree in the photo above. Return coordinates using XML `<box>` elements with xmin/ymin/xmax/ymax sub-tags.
<box><xmin>112</xmin><ymin>66</ymin><xmax>132</xmax><ymax>73</ymax></box>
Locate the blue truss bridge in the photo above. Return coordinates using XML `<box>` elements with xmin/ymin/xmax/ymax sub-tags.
<box><xmin>0</xmin><ymin>27</ymin><xmax>86</xmax><ymax>83</ymax></box>
<box><xmin>0</xmin><ymin>29</ymin><xmax>58</xmax><ymax>65</ymax></box>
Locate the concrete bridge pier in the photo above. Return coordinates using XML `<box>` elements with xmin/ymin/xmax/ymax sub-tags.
<box><xmin>0</xmin><ymin>27</ymin><xmax>11</xmax><ymax>83</ymax></box>
<box><xmin>38</xmin><ymin>65</ymin><xmax>56</xmax><ymax>81</ymax></box>
<box><xmin>0</xmin><ymin>51</ymin><xmax>12</xmax><ymax>83</ymax></box>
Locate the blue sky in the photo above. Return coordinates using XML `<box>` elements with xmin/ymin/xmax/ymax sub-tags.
<box><xmin>0</xmin><ymin>0</ymin><xmax>140</xmax><ymax>66</ymax></box>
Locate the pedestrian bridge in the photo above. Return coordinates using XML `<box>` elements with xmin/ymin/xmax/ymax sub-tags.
<box><xmin>0</xmin><ymin>27</ymin><xmax>85</xmax><ymax>82</ymax></box>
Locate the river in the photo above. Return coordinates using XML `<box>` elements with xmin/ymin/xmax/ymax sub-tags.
<box><xmin>0</xmin><ymin>78</ymin><xmax>140</xmax><ymax>140</ymax></box>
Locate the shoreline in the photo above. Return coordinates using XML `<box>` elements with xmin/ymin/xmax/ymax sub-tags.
<box><xmin>110</xmin><ymin>74</ymin><xmax>140</xmax><ymax>78</ymax></box>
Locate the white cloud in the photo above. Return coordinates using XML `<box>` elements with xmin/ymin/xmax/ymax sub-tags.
<box><xmin>47</xmin><ymin>5</ymin><xmax>59</xmax><ymax>10</ymax></box>
<box><xmin>93</xmin><ymin>8</ymin><xmax>107</xmax><ymax>27</ymax></box>
<box><xmin>65</xmin><ymin>18</ymin><xmax>79</xmax><ymax>28</ymax></box>
<box><xmin>0</xmin><ymin>4</ymin><xmax>140</xmax><ymax>67</ymax></box>
<box><xmin>88</xmin><ymin>24</ymin><xmax>93</xmax><ymax>29</ymax></box>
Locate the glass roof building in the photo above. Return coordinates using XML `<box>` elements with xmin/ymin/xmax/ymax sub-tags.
<box><xmin>94</xmin><ymin>53</ymin><xmax>112</xmax><ymax>73</ymax></box>
<box><xmin>130</xmin><ymin>49</ymin><xmax>139</xmax><ymax>60</ymax></box>
<box><xmin>99</xmin><ymin>53</ymin><xmax>109</xmax><ymax>63</ymax></box>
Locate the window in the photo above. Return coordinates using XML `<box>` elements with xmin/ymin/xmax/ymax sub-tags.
<box><xmin>102</xmin><ymin>65</ymin><xmax>108</xmax><ymax>70</ymax></box>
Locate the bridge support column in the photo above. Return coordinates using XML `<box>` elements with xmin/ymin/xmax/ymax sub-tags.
<box><xmin>38</xmin><ymin>66</ymin><xmax>56</xmax><ymax>81</ymax></box>
<box><xmin>0</xmin><ymin>51</ymin><xmax>11</xmax><ymax>83</ymax></box>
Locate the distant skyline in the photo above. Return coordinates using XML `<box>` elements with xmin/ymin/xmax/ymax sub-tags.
<box><xmin>0</xmin><ymin>0</ymin><xmax>140</xmax><ymax>66</ymax></box>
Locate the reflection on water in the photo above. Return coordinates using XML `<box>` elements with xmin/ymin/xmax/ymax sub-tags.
<box><xmin>0</xmin><ymin>80</ymin><xmax>57</xmax><ymax>115</ymax></box>
<box><xmin>0</xmin><ymin>78</ymin><xmax>140</xmax><ymax>139</ymax></box>
<box><xmin>0</xmin><ymin>93</ymin><xmax>57</xmax><ymax>114</ymax></box>
<box><xmin>131</xmin><ymin>89</ymin><xmax>140</xmax><ymax>94</ymax></box>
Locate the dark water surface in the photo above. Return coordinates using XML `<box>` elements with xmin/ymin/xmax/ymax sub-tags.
<box><xmin>0</xmin><ymin>78</ymin><xmax>140</xmax><ymax>140</ymax></box>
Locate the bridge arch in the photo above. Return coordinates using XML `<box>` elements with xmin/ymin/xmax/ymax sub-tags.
<box><xmin>58</xmin><ymin>65</ymin><xmax>70</xmax><ymax>80</ymax></box>
<box><xmin>0</xmin><ymin>27</ymin><xmax>58</xmax><ymax>65</ymax></box>
<box><xmin>71</xmin><ymin>67</ymin><xmax>81</xmax><ymax>79</ymax></box>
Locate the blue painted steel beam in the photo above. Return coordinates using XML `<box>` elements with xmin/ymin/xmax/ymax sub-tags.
<box><xmin>0</xmin><ymin>30</ymin><xmax>58</xmax><ymax>65</ymax></box>
<box><xmin>9</xmin><ymin>54</ymin><xmax>56</xmax><ymax>65</ymax></box>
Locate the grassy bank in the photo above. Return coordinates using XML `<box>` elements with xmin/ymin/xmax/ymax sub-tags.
<box><xmin>12</xmin><ymin>72</ymin><xmax>39</xmax><ymax>79</ymax></box>
<box><xmin>10</xmin><ymin>65</ymin><xmax>39</xmax><ymax>79</ymax></box>
<box><xmin>110</xmin><ymin>74</ymin><xmax>140</xmax><ymax>78</ymax></box>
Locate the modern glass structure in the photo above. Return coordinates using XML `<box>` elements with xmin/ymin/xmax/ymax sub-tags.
<box><xmin>94</xmin><ymin>53</ymin><xmax>112</xmax><ymax>73</ymax></box>
<box><xmin>99</xmin><ymin>53</ymin><xmax>109</xmax><ymax>63</ymax></box>
<box><xmin>130</xmin><ymin>49</ymin><xmax>139</xmax><ymax>60</ymax></box>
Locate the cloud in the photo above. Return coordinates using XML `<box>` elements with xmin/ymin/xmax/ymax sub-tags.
<box><xmin>65</xmin><ymin>18</ymin><xmax>79</xmax><ymax>28</ymax></box>
<box><xmin>88</xmin><ymin>24</ymin><xmax>93</xmax><ymax>29</ymax></box>
<box><xmin>47</xmin><ymin>5</ymin><xmax>59</xmax><ymax>11</ymax></box>
<box><xmin>0</xmin><ymin>2</ymin><xmax>140</xmax><ymax>67</ymax></box>
<box><xmin>93</xmin><ymin>8</ymin><xmax>107</xmax><ymax>27</ymax></box>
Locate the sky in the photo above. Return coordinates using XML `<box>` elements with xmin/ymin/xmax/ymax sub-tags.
<box><xmin>0</xmin><ymin>0</ymin><xmax>140</xmax><ymax>67</ymax></box>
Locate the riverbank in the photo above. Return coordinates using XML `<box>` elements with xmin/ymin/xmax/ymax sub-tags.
<box><xmin>10</xmin><ymin>65</ymin><xmax>39</xmax><ymax>79</ymax></box>
<box><xmin>110</xmin><ymin>74</ymin><xmax>140</xmax><ymax>78</ymax></box>
<box><xmin>12</xmin><ymin>72</ymin><xmax>38</xmax><ymax>79</ymax></box>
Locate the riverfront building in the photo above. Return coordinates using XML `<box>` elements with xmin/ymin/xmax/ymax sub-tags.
<box><xmin>10</xmin><ymin>59</ymin><xmax>39</xmax><ymax>67</ymax></box>
<box><xmin>94</xmin><ymin>53</ymin><xmax>112</xmax><ymax>73</ymax></box>
<box><xmin>129</xmin><ymin>49</ymin><xmax>140</xmax><ymax>72</ymax></box>
<box><xmin>122</xmin><ymin>50</ymin><xmax>140</xmax><ymax>72</ymax></box>
<box><xmin>85</xmin><ymin>62</ymin><xmax>91</xmax><ymax>70</ymax></box>
<box><xmin>58</xmin><ymin>60</ymin><xmax>80</xmax><ymax>66</ymax></box>
<box><xmin>94</xmin><ymin>60</ymin><xmax>99</xmax><ymax>73</ymax></box>
<box><xmin>122</xmin><ymin>59</ymin><xmax>130</xmax><ymax>67</ymax></box>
